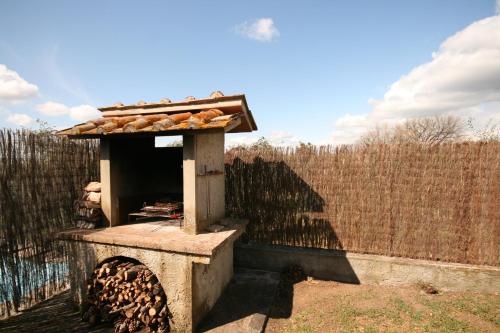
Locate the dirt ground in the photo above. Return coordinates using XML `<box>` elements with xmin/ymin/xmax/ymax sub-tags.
<box><xmin>266</xmin><ymin>280</ymin><xmax>500</xmax><ymax>333</ymax></box>
<box><xmin>1</xmin><ymin>280</ymin><xmax>498</xmax><ymax>333</ymax></box>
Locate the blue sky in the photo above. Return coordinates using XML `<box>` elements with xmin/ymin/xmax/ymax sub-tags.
<box><xmin>0</xmin><ymin>1</ymin><xmax>499</xmax><ymax>145</ymax></box>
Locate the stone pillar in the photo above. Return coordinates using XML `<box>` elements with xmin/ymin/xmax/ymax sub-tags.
<box><xmin>183</xmin><ymin>131</ymin><xmax>225</xmax><ymax>234</ymax></box>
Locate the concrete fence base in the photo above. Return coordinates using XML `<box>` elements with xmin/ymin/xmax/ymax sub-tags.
<box><xmin>235</xmin><ymin>243</ymin><xmax>500</xmax><ymax>293</ymax></box>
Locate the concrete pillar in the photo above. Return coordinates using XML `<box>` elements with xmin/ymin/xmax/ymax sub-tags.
<box><xmin>100</xmin><ymin>139</ymin><xmax>115</xmax><ymax>227</ymax></box>
<box><xmin>183</xmin><ymin>131</ymin><xmax>225</xmax><ymax>234</ymax></box>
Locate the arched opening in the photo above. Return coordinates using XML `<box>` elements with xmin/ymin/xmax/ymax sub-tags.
<box><xmin>82</xmin><ymin>256</ymin><xmax>172</xmax><ymax>333</ymax></box>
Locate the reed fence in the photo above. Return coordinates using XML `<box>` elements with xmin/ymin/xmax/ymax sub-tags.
<box><xmin>0</xmin><ymin>130</ymin><xmax>498</xmax><ymax>317</ymax></box>
<box><xmin>0</xmin><ymin>129</ymin><xmax>99</xmax><ymax>316</ymax></box>
<box><xmin>225</xmin><ymin>142</ymin><xmax>500</xmax><ymax>266</ymax></box>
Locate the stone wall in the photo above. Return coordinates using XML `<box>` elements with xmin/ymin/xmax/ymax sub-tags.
<box><xmin>235</xmin><ymin>243</ymin><xmax>500</xmax><ymax>293</ymax></box>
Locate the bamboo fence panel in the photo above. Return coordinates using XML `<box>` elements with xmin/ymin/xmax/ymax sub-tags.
<box><xmin>225</xmin><ymin>142</ymin><xmax>500</xmax><ymax>266</ymax></box>
<box><xmin>0</xmin><ymin>129</ymin><xmax>99</xmax><ymax>317</ymax></box>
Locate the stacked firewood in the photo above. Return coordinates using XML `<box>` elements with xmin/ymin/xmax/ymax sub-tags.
<box><xmin>83</xmin><ymin>260</ymin><xmax>171</xmax><ymax>333</ymax></box>
<box><xmin>74</xmin><ymin>182</ymin><xmax>102</xmax><ymax>229</ymax></box>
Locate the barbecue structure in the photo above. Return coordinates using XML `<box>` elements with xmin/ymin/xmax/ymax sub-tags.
<box><xmin>58</xmin><ymin>92</ymin><xmax>255</xmax><ymax>233</ymax></box>
<box><xmin>57</xmin><ymin>91</ymin><xmax>256</xmax><ymax>332</ymax></box>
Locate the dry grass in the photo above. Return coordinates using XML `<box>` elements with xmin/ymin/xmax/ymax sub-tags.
<box><xmin>266</xmin><ymin>281</ymin><xmax>500</xmax><ymax>333</ymax></box>
<box><xmin>226</xmin><ymin>142</ymin><xmax>500</xmax><ymax>266</ymax></box>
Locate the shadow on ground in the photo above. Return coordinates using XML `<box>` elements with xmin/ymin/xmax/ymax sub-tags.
<box><xmin>222</xmin><ymin>157</ymin><xmax>361</xmax><ymax>329</ymax></box>
<box><xmin>196</xmin><ymin>268</ymin><xmax>280</xmax><ymax>333</ymax></box>
<box><xmin>267</xmin><ymin>265</ymin><xmax>307</xmax><ymax>320</ymax></box>
<box><xmin>0</xmin><ymin>290</ymin><xmax>112</xmax><ymax>333</ymax></box>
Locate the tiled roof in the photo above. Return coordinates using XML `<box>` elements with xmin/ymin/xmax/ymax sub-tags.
<box><xmin>57</xmin><ymin>92</ymin><xmax>256</xmax><ymax>138</ymax></box>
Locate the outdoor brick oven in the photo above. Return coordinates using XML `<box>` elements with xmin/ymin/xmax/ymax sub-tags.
<box><xmin>57</xmin><ymin>92</ymin><xmax>257</xmax><ymax>332</ymax></box>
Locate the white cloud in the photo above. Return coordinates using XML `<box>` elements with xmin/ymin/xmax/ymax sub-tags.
<box><xmin>36</xmin><ymin>101</ymin><xmax>100</xmax><ymax>122</ymax></box>
<box><xmin>496</xmin><ymin>0</ymin><xmax>500</xmax><ymax>14</ymax></box>
<box><xmin>372</xmin><ymin>16</ymin><xmax>500</xmax><ymax>120</ymax></box>
<box><xmin>37</xmin><ymin>101</ymin><xmax>70</xmax><ymax>116</ymax></box>
<box><xmin>6</xmin><ymin>113</ymin><xmax>34</xmax><ymax>127</ymax></box>
<box><xmin>331</xmin><ymin>114</ymin><xmax>371</xmax><ymax>145</ymax></box>
<box><xmin>234</xmin><ymin>18</ymin><xmax>280</xmax><ymax>42</ymax></box>
<box><xmin>268</xmin><ymin>130</ymin><xmax>299</xmax><ymax>146</ymax></box>
<box><xmin>69</xmin><ymin>104</ymin><xmax>100</xmax><ymax>122</ymax></box>
<box><xmin>331</xmin><ymin>15</ymin><xmax>500</xmax><ymax>144</ymax></box>
<box><xmin>0</xmin><ymin>64</ymin><xmax>39</xmax><ymax>102</ymax></box>
<box><xmin>224</xmin><ymin>131</ymin><xmax>300</xmax><ymax>148</ymax></box>
<box><xmin>225</xmin><ymin>133</ymin><xmax>260</xmax><ymax>147</ymax></box>
<box><xmin>335</xmin><ymin>114</ymin><xmax>369</xmax><ymax>129</ymax></box>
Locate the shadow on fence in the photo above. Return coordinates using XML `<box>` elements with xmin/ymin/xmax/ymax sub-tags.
<box><xmin>225</xmin><ymin>143</ymin><xmax>500</xmax><ymax>267</ymax></box>
<box><xmin>226</xmin><ymin>156</ymin><xmax>343</xmax><ymax>249</ymax></box>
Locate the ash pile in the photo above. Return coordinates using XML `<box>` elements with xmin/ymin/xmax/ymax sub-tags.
<box><xmin>74</xmin><ymin>181</ymin><xmax>103</xmax><ymax>229</ymax></box>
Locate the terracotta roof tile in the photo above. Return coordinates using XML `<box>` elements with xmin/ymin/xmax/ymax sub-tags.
<box><xmin>57</xmin><ymin>92</ymin><xmax>256</xmax><ymax>138</ymax></box>
<box><xmin>57</xmin><ymin>109</ymin><xmax>242</xmax><ymax>137</ymax></box>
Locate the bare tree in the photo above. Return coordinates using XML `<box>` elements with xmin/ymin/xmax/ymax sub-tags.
<box><xmin>359</xmin><ymin>115</ymin><xmax>464</xmax><ymax>146</ymax></box>
<box><xmin>397</xmin><ymin>115</ymin><xmax>463</xmax><ymax>145</ymax></box>
<box><xmin>358</xmin><ymin>124</ymin><xmax>396</xmax><ymax>146</ymax></box>
<box><xmin>466</xmin><ymin>117</ymin><xmax>500</xmax><ymax>141</ymax></box>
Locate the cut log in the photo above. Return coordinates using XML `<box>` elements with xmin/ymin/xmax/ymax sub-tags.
<box><xmin>124</xmin><ymin>265</ymin><xmax>146</xmax><ymax>281</ymax></box>
<box><xmin>115</xmin><ymin>271</ymin><xmax>125</xmax><ymax>283</ymax></box>
<box><xmin>75</xmin><ymin>199</ymin><xmax>101</xmax><ymax>209</ymax></box>
<box><xmin>148</xmin><ymin>302</ymin><xmax>163</xmax><ymax>317</ymax></box>
<box><xmin>146</xmin><ymin>278</ymin><xmax>158</xmax><ymax>289</ymax></box>
<box><xmin>128</xmin><ymin>319</ymin><xmax>141</xmax><ymax>332</ymax></box>
<box><xmin>115</xmin><ymin>319</ymin><xmax>128</xmax><ymax>333</ymax></box>
<box><xmin>125</xmin><ymin>305</ymin><xmax>140</xmax><ymax>319</ymax></box>
<box><xmin>84</xmin><ymin>182</ymin><xmax>101</xmax><ymax>192</ymax></box>
<box><xmin>152</xmin><ymin>282</ymin><xmax>163</xmax><ymax>295</ymax></box>
<box><xmin>86</xmin><ymin>192</ymin><xmax>101</xmax><ymax>204</ymax></box>
<box><xmin>110</xmin><ymin>302</ymin><xmax>135</xmax><ymax>314</ymax></box>
<box><xmin>86</xmin><ymin>260</ymin><xmax>170</xmax><ymax>333</ymax></box>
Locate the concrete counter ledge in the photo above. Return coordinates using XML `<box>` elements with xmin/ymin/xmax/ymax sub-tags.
<box><xmin>58</xmin><ymin>218</ymin><xmax>248</xmax><ymax>260</ymax></box>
